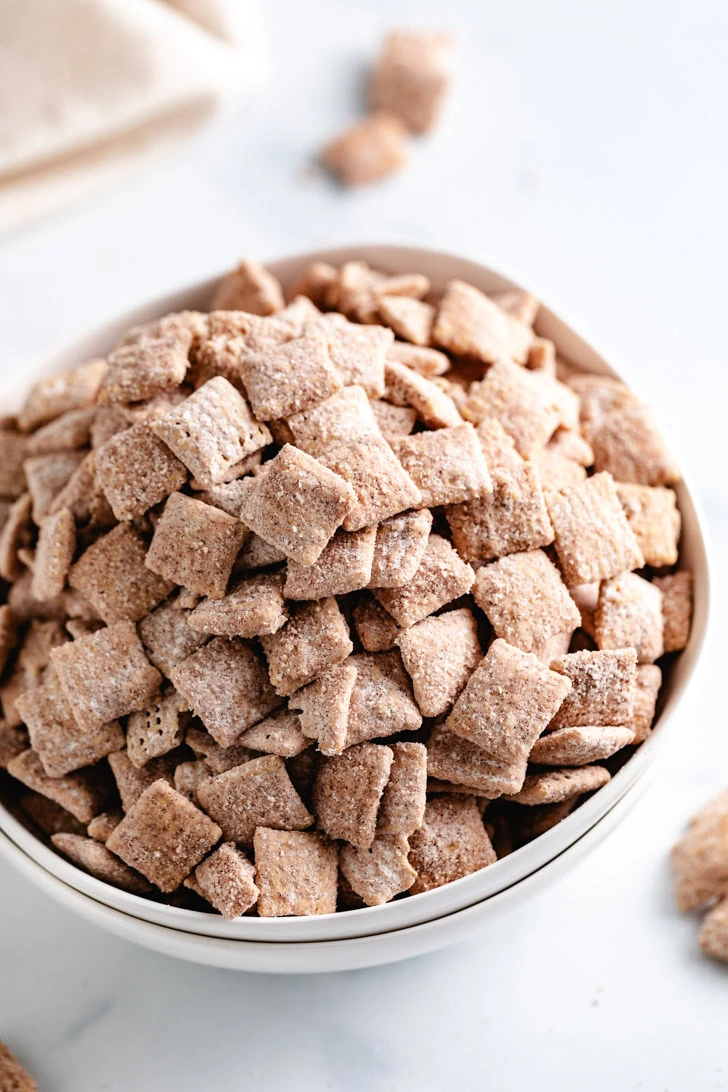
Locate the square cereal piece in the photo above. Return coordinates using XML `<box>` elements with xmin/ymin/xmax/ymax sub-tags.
<box><xmin>239</xmin><ymin>445</ymin><xmax>355</xmax><ymax>566</ymax></box>
<box><xmin>237</xmin><ymin>708</ymin><xmax>310</xmax><ymax>757</ymax></box>
<box><xmin>188</xmin><ymin>572</ymin><xmax>287</xmax><ymax>638</ymax></box>
<box><xmin>47</xmin><ymin>452</ymin><xmax>111</xmax><ymax>526</ymax></box>
<box><xmin>107</xmin><ymin>780</ymin><xmax>221</xmax><ymax>891</ymax></box>
<box><xmin>171</xmin><ymin>637</ymin><xmax>280</xmax><ymax>747</ymax></box>
<box><xmin>391</xmin><ymin>423</ymin><xmax>492</xmax><ymax>508</ymax></box>
<box><xmin>211</xmin><ymin>259</ymin><xmax>285</xmax><ymax>314</ymax></box>
<box><xmin>587</xmin><ymin>402</ymin><xmax>681</xmax><ymax>486</ymax></box>
<box><xmin>408</xmin><ymin>795</ymin><xmax>496</xmax><ymax>894</ymax></box>
<box><xmin>509</xmin><ymin>766</ymin><xmax>611</xmax><ymax>805</ymax></box>
<box><xmin>193</xmin><ymin>312</ymin><xmax>291</xmax><ymax>387</ymax></box>
<box><xmin>322</xmin><ymin>112</ymin><xmax>408</xmax><ymax>186</ymax></box>
<box><xmin>236</xmin><ymin>532</ymin><xmax>287</xmax><ymax>571</ymax></box>
<box><xmin>18</xmin><ymin>357</ymin><xmax>107</xmax><ymax>431</ymax></box>
<box><xmin>631</xmin><ymin>663</ymin><xmax>662</xmax><ymax>743</ymax></box>
<box><xmin>52</xmin><ymin>832</ymin><xmax>152</xmax><ymax>895</ymax></box>
<box><xmin>87</xmin><ymin>809</ymin><xmax>123</xmax><ymax>842</ymax></box>
<box><xmin>260</xmin><ymin>598</ymin><xmax>353</xmax><ymax>696</ymax></box>
<box><xmin>108</xmin><ymin>750</ymin><xmax>176</xmax><ymax>812</ymax></box>
<box><xmin>368</xmin><ymin>509</ymin><xmax>432</xmax><ymax>589</ymax></box>
<box><xmin>594</xmin><ymin>573</ymin><xmax>664</xmax><ymax>663</ymax></box>
<box><xmin>387</xmin><ymin>342</ymin><xmax>450</xmax><ymax>377</ymax></box>
<box><xmin>0</xmin><ymin>1041</ymin><xmax>37</xmax><ymax>1092</ymax></box>
<box><xmin>146</xmin><ymin>492</ymin><xmax>247</xmax><ymax>599</ymax></box>
<box><xmin>672</xmin><ymin>792</ymin><xmax>728</xmax><ymax>911</ymax></box>
<box><xmin>310</xmin><ymin>314</ymin><xmax>391</xmax><ymax>396</ymax></box>
<box><xmin>340</xmin><ymin>833</ymin><xmax>416</xmax><ymax>906</ymax></box>
<box><xmin>18</xmin><ymin>619</ymin><xmax>67</xmax><ymax>680</ymax></box>
<box><xmin>196</xmin><ymin>478</ymin><xmax>253</xmax><ymax>517</ymax></box>
<box><xmin>373</xmin><ymin>534</ymin><xmax>474</xmax><ymax>628</ymax></box>
<box><xmin>17</xmin><ymin>670</ymin><xmax>124</xmax><ymax>778</ymax></box>
<box><xmin>378</xmin><ymin>295</ymin><xmax>434</xmax><ymax>346</ymax></box>
<box><xmin>69</xmin><ymin>523</ymin><xmax>174</xmax><ymax>624</ymax></box>
<box><xmin>18</xmin><ymin>790</ymin><xmax>87</xmax><ymax>836</ymax></box>
<box><xmin>653</xmin><ymin>571</ymin><xmax>693</xmax><ymax>653</ymax></box>
<box><xmin>98</xmin><ymin>334</ymin><xmax>190</xmax><ymax>405</ymax></box>
<box><xmin>25</xmin><ymin>451</ymin><xmax>86</xmax><ymax>523</ymax></box>
<box><xmin>370</xmin><ymin>400</ymin><xmax>417</xmax><ymax>442</ymax></box>
<box><xmin>276</xmin><ymin>295</ymin><xmax>321</xmax><ymax>331</ymax></box>
<box><xmin>368</xmin><ymin>28</ymin><xmax>451</xmax><ymax>133</ymax></box>
<box><xmin>699</xmin><ymin>900</ymin><xmax>728</xmax><ymax>964</ymax></box>
<box><xmin>184</xmin><ymin>725</ymin><xmax>253</xmax><ymax>775</ymax></box>
<box><xmin>7</xmin><ymin>749</ymin><xmax>107</xmax><ymax>822</ymax></box>
<box><xmin>545</xmin><ymin>472</ymin><xmax>644</xmax><ymax>586</ymax></box>
<box><xmin>126</xmin><ymin>688</ymin><xmax>189</xmax><ymax>769</ymax></box>
<box><xmin>532</xmin><ymin>449</ymin><xmax>586</xmax><ymax>491</ymax></box>
<box><xmin>192</xmin><ymin>843</ymin><xmax>259</xmax><ymax>918</ymax></box>
<box><xmin>197</xmin><ymin>754</ymin><xmax>313</xmax><ymax>843</ymax></box>
<box><xmin>0</xmin><ymin>495</ymin><xmax>34</xmax><ymax>582</ymax></box>
<box><xmin>241</xmin><ymin>331</ymin><xmax>342</xmax><ymax>420</ymax></box>
<box><xmin>426</xmin><ymin>722</ymin><xmax>517</xmax><ymax>796</ymax></box>
<box><xmin>447</xmin><ymin>639</ymin><xmax>571</xmax><ymax>792</ymax></box>
<box><xmin>384</xmin><ymin>359</ymin><xmax>462</xmax><ymax>428</ymax></box>
<box><xmin>31</xmin><ymin>508</ymin><xmax>76</xmax><ymax>601</ymax></box>
<box><xmin>289</xmin><ymin>662</ymin><xmax>357</xmax><ymax>756</ymax></box>
<box><xmin>530</xmin><ymin>724</ymin><xmax>635</xmax><ymax>766</ymax></box>
<box><xmin>376</xmin><ymin>741</ymin><xmax>427</xmax><ymax>836</ymax></box>
<box><xmin>491</xmin><ymin>288</ymin><xmax>539</xmax><ymax>326</ymax></box>
<box><xmin>137</xmin><ymin>596</ymin><xmax>207</xmax><ymax>677</ymax></box>
<box><xmin>616</xmin><ymin>484</ymin><xmax>681</xmax><ymax>567</ymax></box>
<box><xmin>567</xmin><ymin>372</ymin><xmax>638</xmax><ymax>423</ymax></box>
<box><xmin>173</xmin><ymin>760</ymin><xmax>209</xmax><ymax>804</ymax></box>
<box><xmin>0</xmin><ymin>604</ymin><xmax>16</xmax><ymax>676</ymax></box>
<box><xmin>0</xmin><ymin>429</ymin><xmax>28</xmax><ymax>497</ymax></box>
<box><xmin>432</xmin><ymin>279</ymin><xmax>533</xmax><ymax>365</ymax></box>
<box><xmin>151</xmin><ymin>377</ymin><xmax>271</xmax><ymax>488</ymax></box>
<box><xmin>352</xmin><ymin>594</ymin><xmax>401</xmax><ymax>652</ymax></box>
<box><xmin>344</xmin><ymin>650</ymin><xmax>422</xmax><ymax>746</ymax></box>
<box><xmin>290</xmin><ymin>260</ymin><xmax>338</xmax><ymax>307</ymax></box>
<box><xmin>396</xmin><ymin>608</ymin><xmax>481</xmax><ymax>717</ymax></box>
<box><xmin>313</xmin><ymin>742</ymin><xmax>394</xmax><ymax>848</ymax></box>
<box><xmin>26</xmin><ymin>406</ymin><xmax>96</xmax><ymax>456</ymax></box>
<box><xmin>95</xmin><ymin>422</ymin><xmax>188</xmax><ymax>521</ymax></box>
<box><xmin>462</xmin><ymin>360</ymin><xmax>560</xmax><ymax>456</ymax></box>
<box><xmin>549</xmin><ymin>648</ymin><xmax>637</xmax><ymax>728</ymax></box>
<box><xmin>254</xmin><ymin>828</ymin><xmax>338</xmax><ymax>916</ymax></box>
<box><xmin>284</xmin><ymin>527</ymin><xmax>376</xmax><ymax>600</ymax></box>
<box><xmin>51</xmin><ymin>621</ymin><xmax>162</xmax><ymax>731</ymax></box>
<box><xmin>547</xmin><ymin>427</ymin><xmax>594</xmax><ymax>466</ymax></box>
<box><xmin>472</xmin><ymin>550</ymin><xmax>580</xmax><ymax>654</ymax></box>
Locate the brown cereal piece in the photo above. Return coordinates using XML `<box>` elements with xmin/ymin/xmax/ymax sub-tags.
<box><xmin>69</xmin><ymin>523</ymin><xmax>174</xmax><ymax>624</ymax></box>
<box><xmin>547</xmin><ymin>427</ymin><xmax>594</xmax><ymax>466</ymax></box>
<box><xmin>107</xmin><ymin>780</ymin><xmax>221</xmax><ymax>892</ymax></box>
<box><xmin>18</xmin><ymin>358</ymin><xmax>106</xmax><ymax>431</ymax></box>
<box><xmin>175</xmin><ymin>588</ymin><xmax>201</xmax><ymax>610</ymax></box>
<box><xmin>594</xmin><ymin>573</ymin><xmax>663</xmax><ymax>664</ymax></box>
<box><xmin>195</xmin><ymin>478</ymin><xmax>251</xmax><ymax>517</ymax></box>
<box><xmin>52</xmin><ymin>832</ymin><xmax>152</xmax><ymax>895</ymax></box>
<box><xmin>387</xmin><ymin>341</ymin><xmax>450</xmax><ymax>377</ymax></box>
<box><xmin>108</xmin><ymin>750</ymin><xmax>174</xmax><ymax>811</ymax></box>
<box><xmin>490</xmin><ymin>288</ymin><xmax>540</xmax><ymax>327</ymax></box>
<box><xmin>462</xmin><ymin>360</ymin><xmax>560</xmax><ymax>457</ymax></box>
<box><xmin>7</xmin><ymin>749</ymin><xmax>107</xmax><ymax>823</ymax></box>
<box><xmin>236</xmin><ymin>532</ymin><xmax>287</xmax><ymax>571</ymax></box>
<box><xmin>391</xmin><ymin>423</ymin><xmax>492</xmax><ymax>509</ymax></box>
<box><xmin>545</xmin><ymin>472</ymin><xmax>644</xmax><ymax>586</ymax></box>
<box><xmin>653</xmin><ymin>571</ymin><xmax>693</xmax><ymax>653</ymax></box>
<box><xmin>18</xmin><ymin>790</ymin><xmax>85</xmax><ymax>836</ymax></box>
<box><xmin>289</xmin><ymin>662</ymin><xmax>357</xmax><ymax>757</ymax></box>
<box><xmin>352</xmin><ymin>595</ymin><xmax>401</xmax><ymax>652</ymax></box>
<box><xmin>308</xmin><ymin>314</ymin><xmax>391</xmax><ymax>397</ymax></box>
<box><xmin>193</xmin><ymin>311</ymin><xmax>291</xmax><ymax>387</ymax></box>
<box><xmin>569</xmin><ymin>582</ymin><xmax>599</xmax><ymax>637</ymax></box>
<box><xmin>447</xmin><ymin>639</ymin><xmax>571</xmax><ymax>791</ymax></box>
<box><xmin>98</xmin><ymin>335</ymin><xmax>190</xmax><ymax>406</ymax></box>
<box><xmin>90</xmin><ymin>406</ymin><xmax>129</xmax><ymax>449</ymax></box>
<box><xmin>0</xmin><ymin>431</ymin><xmax>28</xmax><ymax>498</ymax></box>
<box><xmin>384</xmin><ymin>359</ymin><xmax>462</xmax><ymax>428</ymax></box>
<box><xmin>511</xmin><ymin>799</ymin><xmax>576</xmax><ymax>846</ymax></box>
<box><xmin>616</xmin><ymin>484</ymin><xmax>681</xmax><ymax>568</ymax></box>
<box><xmin>121</xmin><ymin>311</ymin><xmax>209</xmax><ymax>353</ymax></box>
<box><xmin>567</xmin><ymin>373</ymin><xmax>638</xmax><ymax>423</ymax></box>
<box><xmin>171</xmin><ymin>637</ymin><xmax>280</xmax><ymax>747</ymax></box>
<box><xmin>530</xmin><ymin>724</ymin><xmax>635</xmax><ymax>766</ymax></box>
<box><xmin>237</xmin><ymin>707</ymin><xmax>310</xmax><ymax>757</ymax></box>
<box><xmin>95</xmin><ymin>422</ymin><xmax>188</xmax><ymax>521</ymax></box>
<box><xmin>198</xmin><ymin>754</ymin><xmax>313</xmax><ymax>843</ymax></box>
<box><xmin>0</xmin><ymin>721</ymin><xmax>27</xmax><ymax>769</ymax></box>
<box><xmin>329</xmin><ymin>262</ymin><xmax>429</xmax><ymax>322</ymax></box>
<box><xmin>276</xmin><ymin>295</ymin><xmax>322</xmax><ymax>332</ymax></box>
<box><xmin>472</xmin><ymin>550</ymin><xmax>580</xmax><ymax>654</ymax></box>
<box><xmin>47</xmin><ymin>452</ymin><xmax>111</xmax><ymax>526</ymax></box>
<box><xmin>376</xmin><ymin>741</ymin><xmax>427</xmax><ymax>836</ymax></box>
<box><xmin>509</xmin><ymin>765</ymin><xmax>611</xmax><ymax>805</ymax></box>
<box><xmin>18</xmin><ymin>619</ymin><xmax>67</xmax><ymax>681</ymax></box>
<box><xmin>368</xmin><ymin>509</ymin><xmax>432</xmax><ymax>589</ymax></box>
<box><xmin>290</xmin><ymin>261</ymin><xmax>338</xmax><ymax>307</ymax></box>
<box><xmin>322</xmin><ymin>112</ymin><xmax>409</xmax><ymax>186</ymax></box>
<box><xmin>0</xmin><ymin>605</ymin><xmax>17</xmax><ymax>676</ymax></box>
<box><xmin>373</xmin><ymin>534</ymin><xmax>474</xmax><ymax>628</ymax></box>
<box><xmin>192</xmin><ymin>843</ymin><xmax>259</xmax><ymax>918</ymax></box>
<box><xmin>185</xmin><ymin>725</ymin><xmax>254</xmax><ymax>774</ymax></box>
<box><xmin>260</xmin><ymin>598</ymin><xmax>353</xmax><ymax>696</ymax></box>
<box><xmin>0</xmin><ymin>1040</ymin><xmax>37</xmax><ymax>1092</ymax></box>
<box><xmin>146</xmin><ymin>492</ymin><xmax>247</xmax><ymax>599</ymax></box>
<box><xmin>369</xmin><ymin>28</ymin><xmax>451</xmax><ymax>133</ymax></box>
<box><xmin>408</xmin><ymin>795</ymin><xmax>496</xmax><ymax>894</ymax></box>
<box><xmin>211</xmin><ymin>259</ymin><xmax>285</xmax><ymax>315</ymax></box>
<box><xmin>550</xmin><ymin>649</ymin><xmax>637</xmax><ymax>728</ymax></box>
<box><xmin>526</xmin><ymin>336</ymin><xmax>556</xmax><ymax>374</ymax></box>
<box><xmin>396</xmin><ymin>608</ymin><xmax>481</xmax><ymax>717</ymax></box>
<box><xmin>344</xmin><ymin>651</ymin><xmax>422</xmax><ymax>747</ymax></box>
<box><xmin>587</xmin><ymin>402</ymin><xmax>681</xmax><ymax>486</ymax></box>
<box><xmin>65</xmin><ymin>618</ymin><xmax>104</xmax><ymax>641</ymax></box>
<box><xmin>433</xmin><ymin>279</ymin><xmax>533</xmax><ymax>365</ymax></box>
<box><xmin>137</xmin><ymin>597</ymin><xmax>207</xmax><ymax>677</ymax></box>
<box><xmin>672</xmin><ymin>790</ymin><xmax>728</xmax><ymax>911</ymax></box>
<box><xmin>426</xmin><ymin>722</ymin><xmax>515</xmax><ymax>796</ymax></box>
<box><xmin>254</xmin><ymin>828</ymin><xmax>338</xmax><ymax>916</ymax></box>
<box><xmin>126</xmin><ymin>689</ymin><xmax>189</xmax><ymax>769</ymax></box>
<box><xmin>173</xmin><ymin>760</ymin><xmax>209</xmax><ymax>804</ymax></box>
<box><xmin>340</xmin><ymin>833</ymin><xmax>416</xmax><ymax>906</ymax></box>
<box><xmin>313</xmin><ymin>743</ymin><xmax>394</xmax><ymax>848</ymax></box>
<box><xmin>26</xmin><ymin>407</ymin><xmax>96</xmax><ymax>456</ymax></box>
<box><xmin>631</xmin><ymin>664</ymin><xmax>662</xmax><ymax>743</ymax></box>
<box><xmin>474</xmin><ymin>416</ymin><xmax>522</xmax><ymax>473</ymax></box>
<box><xmin>284</xmin><ymin>527</ymin><xmax>376</xmax><ymax>600</ymax></box>
<box><xmin>87</xmin><ymin>810</ymin><xmax>123</xmax><ymax>842</ymax></box>
<box><xmin>378</xmin><ymin>295</ymin><xmax>435</xmax><ymax>346</ymax></box>
<box><xmin>370</xmin><ymin>400</ymin><xmax>417</xmax><ymax>441</ymax></box>
<box><xmin>0</xmin><ymin>495</ymin><xmax>34</xmax><ymax>581</ymax></box>
<box><xmin>699</xmin><ymin>900</ymin><xmax>728</xmax><ymax>964</ymax></box>
<box><xmin>241</xmin><ymin>332</ymin><xmax>342</xmax><ymax>420</ymax></box>
<box><xmin>532</xmin><ymin>449</ymin><xmax>586</xmax><ymax>491</ymax></box>
<box><xmin>30</xmin><ymin>508</ymin><xmax>75</xmax><ymax>601</ymax></box>
<box><xmin>51</xmin><ymin>621</ymin><xmax>162</xmax><ymax>731</ymax></box>
<box><xmin>24</xmin><ymin>451</ymin><xmax>86</xmax><ymax>523</ymax></box>
<box><xmin>188</xmin><ymin>572</ymin><xmax>287</xmax><ymax>638</ymax></box>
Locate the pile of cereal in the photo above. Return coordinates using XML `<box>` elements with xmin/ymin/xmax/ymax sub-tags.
<box><xmin>0</xmin><ymin>256</ymin><xmax>693</xmax><ymax>918</ymax></box>
<box><xmin>673</xmin><ymin>790</ymin><xmax>728</xmax><ymax>964</ymax></box>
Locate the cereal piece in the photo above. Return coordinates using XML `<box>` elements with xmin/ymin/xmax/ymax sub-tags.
<box><xmin>18</xmin><ymin>619</ymin><xmax>67</xmax><ymax>682</ymax></box>
<box><xmin>290</xmin><ymin>261</ymin><xmax>338</xmax><ymax>307</ymax></box>
<box><xmin>18</xmin><ymin>357</ymin><xmax>106</xmax><ymax>431</ymax></box>
<box><xmin>196</xmin><ymin>478</ymin><xmax>252</xmax><ymax>516</ymax></box>
<box><xmin>594</xmin><ymin>573</ymin><xmax>663</xmax><ymax>664</ymax></box>
<box><xmin>322</xmin><ymin>112</ymin><xmax>408</xmax><ymax>186</ymax></box>
<box><xmin>237</xmin><ymin>708</ymin><xmax>310</xmax><ymax>757</ymax></box>
<box><xmin>47</xmin><ymin>451</ymin><xmax>110</xmax><ymax>526</ymax></box>
<box><xmin>0</xmin><ymin>431</ymin><xmax>28</xmax><ymax>498</ymax></box>
<box><xmin>307</xmin><ymin>314</ymin><xmax>392</xmax><ymax>397</ymax></box>
<box><xmin>426</xmin><ymin>722</ymin><xmax>516</xmax><ymax>796</ymax></box>
<box><xmin>391</xmin><ymin>423</ymin><xmax>491</xmax><ymax>508</ymax></box>
<box><xmin>52</xmin><ymin>833</ymin><xmax>152</xmax><ymax>895</ymax></box>
<box><xmin>384</xmin><ymin>359</ymin><xmax>462</xmax><ymax>428</ymax></box>
<box><xmin>587</xmin><ymin>402</ymin><xmax>681</xmax><ymax>486</ymax></box>
<box><xmin>369</xmin><ymin>28</ymin><xmax>451</xmax><ymax>133</ymax></box>
<box><xmin>545</xmin><ymin>472</ymin><xmax>644</xmax><ymax>585</ymax></box>
<box><xmin>171</xmin><ymin>637</ymin><xmax>280</xmax><ymax>747</ymax></box>
<box><xmin>344</xmin><ymin>651</ymin><xmax>422</xmax><ymax>746</ymax></box>
<box><xmin>146</xmin><ymin>492</ymin><xmax>247</xmax><ymax>599</ymax></box>
<box><xmin>211</xmin><ymin>259</ymin><xmax>284</xmax><ymax>314</ymax></box>
<box><xmin>192</xmin><ymin>843</ymin><xmax>259</xmax><ymax>918</ymax></box>
<box><xmin>107</xmin><ymin>780</ymin><xmax>221</xmax><ymax>891</ymax></box>
<box><xmin>314</xmin><ymin>743</ymin><xmax>394</xmax><ymax>848</ymax></box>
<box><xmin>547</xmin><ymin>427</ymin><xmax>594</xmax><ymax>466</ymax></box>
<box><xmin>447</xmin><ymin>639</ymin><xmax>571</xmax><ymax>792</ymax></box>
<box><xmin>188</xmin><ymin>572</ymin><xmax>287</xmax><ymax>638</ymax></box>
<box><xmin>509</xmin><ymin>766</ymin><xmax>611</xmax><ymax>805</ymax></box>
<box><xmin>329</xmin><ymin>262</ymin><xmax>429</xmax><ymax>322</ymax></box>
<box><xmin>352</xmin><ymin>594</ymin><xmax>401</xmax><ymax>652</ymax></box>
<box><xmin>699</xmin><ymin>900</ymin><xmax>728</xmax><ymax>964</ymax></box>
<box><xmin>376</xmin><ymin>741</ymin><xmax>427</xmax><ymax>836</ymax></box>
<box><xmin>241</xmin><ymin>332</ymin><xmax>342</xmax><ymax>420</ymax></box>
<box><xmin>408</xmin><ymin>795</ymin><xmax>496</xmax><ymax>894</ymax></box>
<box><xmin>108</xmin><ymin>750</ymin><xmax>174</xmax><ymax>812</ymax></box>
<box><xmin>532</xmin><ymin>449</ymin><xmax>586</xmax><ymax>491</ymax></box>
<box><xmin>51</xmin><ymin>621</ymin><xmax>161</xmax><ymax>730</ymax></box>
<box><xmin>276</xmin><ymin>295</ymin><xmax>321</xmax><ymax>332</ymax></box>
<box><xmin>511</xmin><ymin>799</ymin><xmax>576</xmax><ymax>846</ymax></box>
<box><xmin>197</xmin><ymin>755</ymin><xmax>312</xmax><ymax>843</ymax></box>
<box><xmin>0</xmin><ymin>721</ymin><xmax>27</xmax><ymax>768</ymax></box>
<box><xmin>616</xmin><ymin>484</ymin><xmax>681</xmax><ymax>567</ymax></box>
<box><xmin>98</xmin><ymin>334</ymin><xmax>191</xmax><ymax>405</ymax></box>
<box><xmin>673</xmin><ymin>792</ymin><xmax>728</xmax><ymax>911</ymax></box>
<box><xmin>653</xmin><ymin>571</ymin><xmax>693</xmax><ymax>653</ymax></box>
<box><xmin>254</xmin><ymin>828</ymin><xmax>338</xmax><ymax>916</ymax></box>
<box><xmin>31</xmin><ymin>508</ymin><xmax>75</xmax><ymax>601</ymax></box>
<box><xmin>235</xmin><ymin>532</ymin><xmax>286</xmax><ymax>571</ymax></box>
<box><xmin>526</xmin><ymin>337</ymin><xmax>556</xmax><ymax>374</ymax></box>
<box><xmin>433</xmin><ymin>280</ymin><xmax>533</xmax><ymax>365</ymax></box>
<box><xmin>24</xmin><ymin>451</ymin><xmax>86</xmax><ymax>523</ymax></box>
<box><xmin>193</xmin><ymin>311</ymin><xmax>291</xmax><ymax>387</ymax></box>
<box><xmin>472</xmin><ymin>551</ymin><xmax>580</xmax><ymax>654</ymax></box>
<box><xmin>260</xmin><ymin>598</ymin><xmax>353</xmax><ymax>697</ymax></box>
<box><xmin>630</xmin><ymin>663</ymin><xmax>662</xmax><ymax>743</ymax></box>
<box><xmin>340</xmin><ymin>833</ymin><xmax>416</xmax><ymax>906</ymax></box>
<box><xmin>530</xmin><ymin>724</ymin><xmax>635</xmax><ymax>766</ymax></box>
<box><xmin>26</xmin><ymin>407</ymin><xmax>96</xmax><ymax>456</ymax></box>
<box><xmin>95</xmin><ymin>422</ymin><xmax>188</xmax><ymax>521</ymax></box>
<box><xmin>550</xmin><ymin>649</ymin><xmax>637</xmax><ymax>728</ymax></box>
<box><xmin>370</xmin><ymin>400</ymin><xmax>417</xmax><ymax>441</ymax></box>
<box><xmin>462</xmin><ymin>360</ymin><xmax>561</xmax><ymax>456</ymax></box>
<box><xmin>567</xmin><ymin>373</ymin><xmax>638</xmax><ymax>423</ymax></box>
<box><xmin>378</xmin><ymin>295</ymin><xmax>434</xmax><ymax>346</ymax></box>
<box><xmin>490</xmin><ymin>288</ymin><xmax>540</xmax><ymax>326</ymax></box>
<box><xmin>0</xmin><ymin>1040</ymin><xmax>37</xmax><ymax>1092</ymax></box>
<box><xmin>137</xmin><ymin>596</ymin><xmax>207</xmax><ymax>677</ymax></box>
<box><xmin>0</xmin><ymin>605</ymin><xmax>17</xmax><ymax>677</ymax></box>
<box><xmin>284</xmin><ymin>527</ymin><xmax>376</xmax><ymax>600</ymax></box>
<box><xmin>69</xmin><ymin>523</ymin><xmax>174</xmax><ymax>624</ymax></box>
<box><xmin>368</xmin><ymin>509</ymin><xmax>432</xmax><ymax>589</ymax></box>
<box><xmin>396</xmin><ymin>608</ymin><xmax>481</xmax><ymax>717</ymax></box>
<box><xmin>126</xmin><ymin>689</ymin><xmax>189</xmax><ymax>769</ymax></box>
<box><xmin>87</xmin><ymin>810</ymin><xmax>123</xmax><ymax>842</ymax></box>
<box><xmin>7</xmin><ymin>749</ymin><xmax>106</xmax><ymax>822</ymax></box>
<box><xmin>387</xmin><ymin>341</ymin><xmax>450</xmax><ymax>377</ymax></box>
<box><xmin>173</xmin><ymin>760</ymin><xmax>209</xmax><ymax>804</ymax></box>
<box><xmin>18</xmin><ymin>790</ymin><xmax>85</xmax><ymax>836</ymax></box>
<box><xmin>373</xmin><ymin>534</ymin><xmax>474</xmax><ymax>627</ymax></box>
<box><xmin>289</xmin><ymin>662</ymin><xmax>357</xmax><ymax>757</ymax></box>
<box><xmin>185</xmin><ymin>726</ymin><xmax>254</xmax><ymax>774</ymax></box>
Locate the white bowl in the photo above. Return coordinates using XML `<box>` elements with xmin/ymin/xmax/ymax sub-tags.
<box><xmin>0</xmin><ymin>245</ymin><xmax>711</xmax><ymax>954</ymax></box>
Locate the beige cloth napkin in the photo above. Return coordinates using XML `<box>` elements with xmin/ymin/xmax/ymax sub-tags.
<box><xmin>0</xmin><ymin>0</ymin><xmax>264</xmax><ymax>234</ymax></box>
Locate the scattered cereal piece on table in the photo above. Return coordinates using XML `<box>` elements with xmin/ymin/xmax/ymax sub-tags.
<box><xmin>672</xmin><ymin>791</ymin><xmax>728</xmax><ymax>911</ymax></box>
<box><xmin>698</xmin><ymin>900</ymin><xmax>728</xmax><ymax>964</ymax></box>
<box><xmin>322</xmin><ymin>113</ymin><xmax>409</xmax><ymax>186</ymax></box>
<box><xmin>0</xmin><ymin>1040</ymin><xmax>37</xmax><ymax>1092</ymax></box>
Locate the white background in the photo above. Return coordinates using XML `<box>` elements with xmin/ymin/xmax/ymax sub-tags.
<box><xmin>1</xmin><ymin>1</ymin><xmax>727</xmax><ymax>1088</ymax></box>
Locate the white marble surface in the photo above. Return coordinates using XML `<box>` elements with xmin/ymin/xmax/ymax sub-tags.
<box><xmin>1</xmin><ymin>0</ymin><xmax>727</xmax><ymax>1087</ymax></box>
